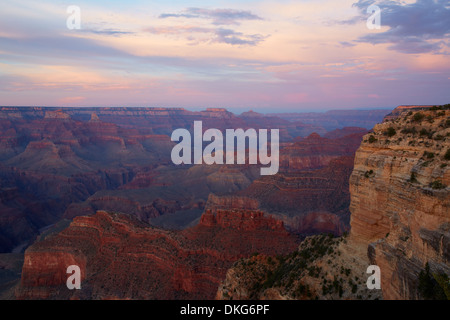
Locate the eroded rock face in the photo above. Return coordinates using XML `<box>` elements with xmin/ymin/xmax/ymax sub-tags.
<box><xmin>349</xmin><ymin>106</ymin><xmax>449</xmax><ymax>299</ymax></box>
<box><xmin>16</xmin><ymin>210</ymin><xmax>298</xmax><ymax>300</ymax></box>
<box><xmin>240</xmin><ymin>156</ymin><xmax>356</xmax><ymax>235</ymax></box>
<box><xmin>279</xmin><ymin>132</ymin><xmax>364</xmax><ymax>171</ymax></box>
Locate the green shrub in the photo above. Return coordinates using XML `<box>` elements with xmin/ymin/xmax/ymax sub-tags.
<box><xmin>433</xmin><ymin>273</ymin><xmax>450</xmax><ymax>300</ymax></box>
<box><xmin>418</xmin><ymin>263</ymin><xmax>448</xmax><ymax>300</ymax></box>
<box><xmin>421</xmin><ymin>161</ymin><xmax>431</xmax><ymax>167</ymax></box>
<box><xmin>424</xmin><ymin>151</ymin><xmax>435</xmax><ymax>159</ymax></box>
<box><xmin>409</xmin><ymin>172</ymin><xmax>418</xmax><ymax>183</ymax></box>
<box><xmin>364</xmin><ymin>170</ymin><xmax>374</xmax><ymax>178</ymax></box>
<box><xmin>401</xmin><ymin>127</ymin><xmax>417</xmax><ymax>135</ymax></box>
<box><xmin>413</xmin><ymin>112</ymin><xmax>425</xmax><ymax>122</ymax></box>
<box><xmin>384</xmin><ymin>127</ymin><xmax>396</xmax><ymax>137</ymax></box>
<box><xmin>430</xmin><ymin>180</ymin><xmax>446</xmax><ymax>190</ymax></box>
<box><xmin>368</xmin><ymin>135</ymin><xmax>377</xmax><ymax>143</ymax></box>
<box><xmin>445</xmin><ymin>149</ymin><xmax>450</xmax><ymax>161</ymax></box>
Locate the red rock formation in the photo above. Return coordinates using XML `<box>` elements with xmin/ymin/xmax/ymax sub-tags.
<box><xmin>199</xmin><ymin>209</ymin><xmax>285</xmax><ymax>231</ymax></box>
<box><xmin>16</xmin><ymin>210</ymin><xmax>298</xmax><ymax>299</ymax></box>
<box><xmin>383</xmin><ymin>105</ymin><xmax>434</xmax><ymax>121</ymax></box>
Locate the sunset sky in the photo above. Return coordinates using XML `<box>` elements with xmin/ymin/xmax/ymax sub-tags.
<box><xmin>0</xmin><ymin>0</ymin><xmax>449</xmax><ymax>112</ymax></box>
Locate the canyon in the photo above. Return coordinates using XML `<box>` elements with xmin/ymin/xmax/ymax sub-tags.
<box><xmin>4</xmin><ymin>105</ymin><xmax>444</xmax><ymax>300</ymax></box>
<box><xmin>0</xmin><ymin>107</ymin><xmax>376</xmax><ymax>254</ymax></box>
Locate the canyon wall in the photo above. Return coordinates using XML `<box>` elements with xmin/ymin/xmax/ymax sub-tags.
<box><xmin>349</xmin><ymin>106</ymin><xmax>449</xmax><ymax>299</ymax></box>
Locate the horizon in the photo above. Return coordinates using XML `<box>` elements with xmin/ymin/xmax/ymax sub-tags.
<box><xmin>0</xmin><ymin>104</ymin><xmax>395</xmax><ymax>115</ymax></box>
<box><xmin>0</xmin><ymin>0</ymin><xmax>449</xmax><ymax>111</ymax></box>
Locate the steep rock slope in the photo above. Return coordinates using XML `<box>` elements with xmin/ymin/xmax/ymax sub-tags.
<box><xmin>349</xmin><ymin>106</ymin><xmax>449</xmax><ymax>299</ymax></box>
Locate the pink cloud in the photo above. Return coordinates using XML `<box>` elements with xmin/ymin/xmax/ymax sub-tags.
<box><xmin>59</xmin><ymin>96</ymin><xmax>86</xmax><ymax>105</ymax></box>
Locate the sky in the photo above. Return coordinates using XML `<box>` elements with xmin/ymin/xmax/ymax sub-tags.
<box><xmin>0</xmin><ymin>0</ymin><xmax>449</xmax><ymax>112</ymax></box>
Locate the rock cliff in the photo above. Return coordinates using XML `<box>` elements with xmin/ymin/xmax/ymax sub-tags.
<box><xmin>349</xmin><ymin>105</ymin><xmax>449</xmax><ymax>299</ymax></box>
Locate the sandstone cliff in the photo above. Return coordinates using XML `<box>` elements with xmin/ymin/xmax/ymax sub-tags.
<box><xmin>349</xmin><ymin>105</ymin><xmax>449</xmax><ymax>299</ymax></box>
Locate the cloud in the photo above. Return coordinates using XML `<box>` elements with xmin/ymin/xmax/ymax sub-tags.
<box><xmin>81</xmin><ymin>28</ymin><xmax>135</xmax><ymax>36</ymax></box>
<box><xmin>351</xmin><ymin>0</ymin><xmax>450</xmax><ymax>54</ymax></box>
<box><xmin>339</xmin><ymin>41</ymin><xmax>357</xmax><ymax>47</ymax></box>
<box><xmin>159</xmin><ymin>7</ymin><xmax>263</xmax><ymax>25</ymax></box>
<box><xmin>0</xmin><ymin>35</ymin><xmax>130</xmax><ymax>62</ymax></box>
<box><xmin>146</xmin><ymin>26</ymin><xmax>266</xmax><ymax>46</ymax></box>
<box><xmin>213</xmin><ymin>28</ymin><xmax>266</xmax><ymax>46</ymax></box>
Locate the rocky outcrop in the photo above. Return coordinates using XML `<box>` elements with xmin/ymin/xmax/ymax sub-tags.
<box><xmin>217</xmin><ymin>234</ymin><xmax>382</xmax><ymax>300</ymax></box>
<box><xmin>349</xmin><ymin>106</ymin><xmax>449</xmax><ymax>299</ymax></box>
<box><xmin>205</xmin><ymin>194</ymin><xmax>259</xmax><ymax>211</ymax></box>
<box><xmin>16</xmin><ymin>210</ymin><xmax>298</xmax><ymax>299</ymax></box>
<box><xmin>383</xmin><ymin>105</ymin><xmax>435</xmax><ymax>121</ymax></box>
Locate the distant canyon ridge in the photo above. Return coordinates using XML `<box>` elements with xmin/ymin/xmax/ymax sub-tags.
<box><xmin>0</xmin><ymin>105</ymin><xmax>397</xmax><ymax>299</ymax></box>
